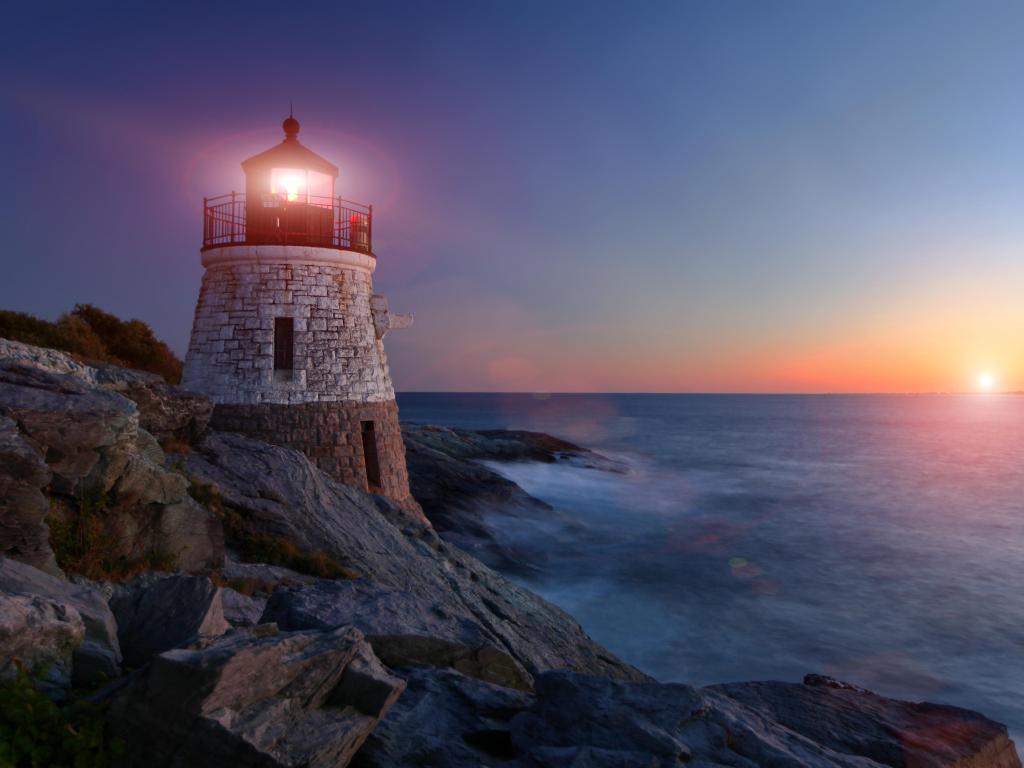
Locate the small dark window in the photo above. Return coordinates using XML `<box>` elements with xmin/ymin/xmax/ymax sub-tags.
<box><xmin>361</xmin><ymin>420</ymin><xmax>382</xmax><ymax>491</ymax></box>
<box><xmin>274</xmin><ymin>317</ymin><xmax>294</xmax><ymax>372</ymax></box>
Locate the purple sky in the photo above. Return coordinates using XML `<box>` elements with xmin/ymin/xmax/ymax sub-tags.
<box><xmin>2</xmin><ymin>1</ymin><xmax>1022</xmax><ymax>391</ymax></box>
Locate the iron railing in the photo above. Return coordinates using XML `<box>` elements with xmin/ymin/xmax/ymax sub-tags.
<box><xmin>202</xmin><ymin>192</ymin><xmax>373</xmax><ymax>254</ymax></box>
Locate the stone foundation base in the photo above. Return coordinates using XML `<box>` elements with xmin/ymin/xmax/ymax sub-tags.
<box><xmin>210</xmin><ymin>400</ymin><xmax>423</xmax><ymax>520</ymax></box>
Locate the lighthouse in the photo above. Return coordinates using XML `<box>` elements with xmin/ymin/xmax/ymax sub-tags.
<box><xmin>182</xmin><ymin>115</ymin><xmax>418</xmax><ymax>513</ymax></box>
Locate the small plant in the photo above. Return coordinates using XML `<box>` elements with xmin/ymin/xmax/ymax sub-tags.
<box><xmin>0</xmin><ymin>663</ymin><xmax>123</xmax><ymax>768</ymax></box>
<box><xmin>189</xmin><ymin>481</ymin><xmax>358</xmax><ymax>580</ymax></box>
<box><xmin>47</xmin><ymin>489</ymin><xmax>175</xmax><ymax>582</ymax></box>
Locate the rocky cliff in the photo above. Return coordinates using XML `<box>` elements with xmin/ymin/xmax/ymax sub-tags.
<box><xmin>0</xmin><ymin>336</ymin><xmax>1018</xmax><ymax>768</ymax></box>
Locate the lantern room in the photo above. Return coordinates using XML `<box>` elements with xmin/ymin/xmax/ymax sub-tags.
<box><xmin>202</xmin><ymin>115</ymin><xmax>373</xmax><ymax>253</ymax></box>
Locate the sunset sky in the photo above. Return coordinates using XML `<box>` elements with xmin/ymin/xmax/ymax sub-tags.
<box><xmin>1</xmin><ymin>0</ymin><xmax>1022</xmax><ymax>393</ymax></box>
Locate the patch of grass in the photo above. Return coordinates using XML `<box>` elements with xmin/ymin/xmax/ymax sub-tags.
<box><xmin>0</xmin><ymin>663</ymin><xmax>124</xmax><ymax>768</ymax></box>
<box><xmin>208</xmin><ymin>574</ymin><xmax>281</xmax><ymax>597</ymax></box>
<box><xmin>189</xmin><ymin>481</ymin><xmax>358</xmax><ymax>580</ymax></box>
<box><xmin>160</xmin><ymin>438</ymin><xmax>192</xmax><ymax>456</ymax></box>
<box><xmin>46</xmin><ymin>490</ymin><xmax>175</xmax><ymax>582</ymax></box>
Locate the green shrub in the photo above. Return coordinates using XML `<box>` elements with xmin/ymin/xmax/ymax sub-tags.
<box><xmin>0</xmin><ymin>664</ymin><xmax>123</xmax><ymax>768</ymax></box>
<box><xmin>0</xmin><ymin>305</ymin><xmax>182</xmax><ymax>383</ymax></box>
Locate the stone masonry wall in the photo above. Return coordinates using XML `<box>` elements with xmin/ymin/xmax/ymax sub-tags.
<box><xmin>182</xmin><ymin>261</ymin><xmax>394</xmax><ymax>405</ymax></box>
<box><xmin>210</xmin><ymin>399</ymin><xmax>422</xmax><ymax>518</ymax></box>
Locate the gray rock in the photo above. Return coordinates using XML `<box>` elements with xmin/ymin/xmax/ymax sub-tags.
<box><xmin>370</xmin><ymin>634</ymin><xmax>533</xmax><ymax>692</ymax></box>
<box><xmin>114</xmin><ymin>381</ymin><xmax>212</xmax><ymax>448</ymax></box>
<box><xmin>262</xmin><ymin>580</ymin><xmax>532</xmax><ymax>690</ymax></box>
<box><xmin>708</xmin><ymin>675</ymin><xmax>1023</xmax><ymax>768</ymax></box>
<box><xmin>109</xmin><ymin>574</ymin><xmax>229</xmax><ymax>667</ymax></box>
<box><xmin>0</xmin><ymin>357</ymin><xmax>223</xmax><ymax>575</ymax></box>
<box><xmin>0</xmin><ymin>362</ymin><xmax>138</xmax><ymax>495</ymax></box>
<box><xmin>0</xmin><ymin>415</ymin><xmax>58</xmax><ymax>574</ymax></box>
<box><xmin>222</xmin><ymin>553</ymin><xmax>316</xmax><ymax>588</ymax></box>
<box><xmin>353</xmin><ymin>667</ymin><xmax>532</xmax><ymax>768</ymax></box>
<box><xmin>402</xmin><ymin>424</ymin><xmax>557</xmax><ymax>573</ymax></box>
<box><xmin>0</xmin><ymin>556</ymin><xmax>122</xmax><ymax>685</ymax></box>
<box><xmin>0</xmin><ymin>337</ymin><xmax>99</xmax><ymax>383</ymax></box>
<box><xmin>107</xmin><ymin>625</ymin><xmax>405</xmax><ymax>768</ymax></box>
<box><xmin>358</xmin><ymin>668</ymin><xmax>1022</xmax><ymax>768</ymax></box>
<box><xmin>403</xmin><ymin>424</ymin><xmax>622</xmax><ymax>468</ymax></box>
<box><xmin>187</xmin><ymin>430</ymin><xmax>647</xmax><ymax>683</ymax></box>
<box><xmin>221</xmin><ymin>587</ymin><xmax>266</xmax><ymax>627</ymax></box>
<box><xmin>0</xmin><ymin>593</ymin><xmax>84</xmax><ymax>695</ymax></box>
<box><xmin>262</xmin><ymin>579</ymin><xmax>488</xmax><ymax>647</ymax></box>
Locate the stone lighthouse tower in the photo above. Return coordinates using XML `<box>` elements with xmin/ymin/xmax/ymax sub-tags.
<box><xmin>182</xmin><ymin>115</ymin><xmax>418</xmax><ymax>512</ymax></box>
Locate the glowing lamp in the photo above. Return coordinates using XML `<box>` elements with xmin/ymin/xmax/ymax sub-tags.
<box><xmin>241</xmin><ymin>115</ymin><xmax>340</xmax><ymax>245</ymax></box>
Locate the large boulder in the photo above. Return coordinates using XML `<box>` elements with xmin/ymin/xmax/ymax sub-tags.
<box><xmin>356</xmin><ymin>669</ymin><xmax>1022</xmax><ymax>768</ymax></box>
<box><xmin>0</xmin><ymin>557</ymin><xmax>121</xmax><ymax>685</ymax></box>
<box><xmin>107</xmin><ymin>625</ymin><xmax>405</xmax><ymax>768</ymax></box>
<box><xmin>186</xmin><ymin>431</ymin><xmax>648</xmax><ymax>683</ymax></box>
<box><xmin>0</xmin><ymin>362</ymin><xmax>138</xmax><ymax>495</ymax></box>
<box><xmin>0</xmin><ymin>416</ymin><xmax>57</xmax><ymax>574</ymax></box>
<box><xmin>109</xmin><ymin>574</ymin><xmax>229</xmax><ymax>667</ymax></box>
<box><xmin>0</xmin><ymin>593</ymin><xmax>84</xmax><ymax>696</ymax></box>
<box><xmin>0</xmin><ymin>354</ymin><xmax>223</xmax><ymax>576</ymax></box>
<box><xmin>262</xmin><ymin>579</ymin><xmax>532</xmax><ymax>691</ymax></box>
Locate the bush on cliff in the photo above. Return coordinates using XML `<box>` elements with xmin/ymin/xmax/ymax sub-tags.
<box><xmin>0</xmin><ymin>306</ymin><xmax>182</xmax><ymax>383</ymax></box>
<box><xmin>0</xmin><ymin>664</ymin><xmax>122</xmax><ymax>768</ymax></box>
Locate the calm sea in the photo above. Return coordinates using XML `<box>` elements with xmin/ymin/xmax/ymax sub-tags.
<box><xmin>397</xmin><ymin>393</ymin><xmax>1024</xmax><ymax>744</ymax></box>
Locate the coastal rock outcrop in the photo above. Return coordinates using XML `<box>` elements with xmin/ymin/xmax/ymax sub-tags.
<box><xmin>187</xmin><ymin>430</ymin><xmax>648</xmax><ymax>683</ymax></box>
<box><xmin>708</xmin><ymin>675</ymin><xmax>1022</xmax><ymax>768</ymax></box>
<box><xmin>107</xmin><ymin>625</ymin><xmax>405</xmax><ymax>768</ymax></box>
<box><xmin>0</xmin><ymin>346</ymin><xmax>223</xmax><ymax>576</ymax></box>
<box><xmin>356</xmin><ymin>668</ymin><xmax>1022</xmax><ymax>768</ymax></box>
<box><xmin>0</xmin><ymin>557</ymin><xmax>122</xmax><ymax>685</ymax></box>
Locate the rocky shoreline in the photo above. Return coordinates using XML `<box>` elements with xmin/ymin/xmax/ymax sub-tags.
<box><xmin>1</xmin><ymin>336</ymin><xmax>1020</xmax><ymax>767</ymax></box>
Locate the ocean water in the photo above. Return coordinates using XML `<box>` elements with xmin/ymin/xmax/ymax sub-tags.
<box><xmin>397</xmin><ymin>393</ymin><xmax>1024</xmax><ymax>744</ymax></box>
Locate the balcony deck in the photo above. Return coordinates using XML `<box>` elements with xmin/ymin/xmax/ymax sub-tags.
<box><xmin>202</xmin><ymin>192</ymin><xmax>373</xmax><ymax>254</ymax></box>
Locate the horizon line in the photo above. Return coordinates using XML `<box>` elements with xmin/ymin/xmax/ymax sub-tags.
<box><xmin>395</xmin><ymin>390</ymin><xmax>1022</xmax><ymax>397</ymax></box>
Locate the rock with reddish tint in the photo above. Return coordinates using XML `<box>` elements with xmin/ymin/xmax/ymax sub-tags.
<box><xmin>356</xmin><ymin>669</ymin><xmax>1021</xmax><ymax>768</ymax></box>
<box><xmin>708</xmin><ymin>675</ymin><xmax>1022</xmax><ymax>768</ymax></box>
<box><xmin>107</xmin><ymin>625</ymin><xmax>405</xmax><ymax>768</ymax></box>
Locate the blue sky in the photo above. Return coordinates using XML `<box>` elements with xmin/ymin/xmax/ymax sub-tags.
<box><xmin>2</xmin><ymin>0</ymin><xmax>1022</xmax><ymax>391</ymax></box>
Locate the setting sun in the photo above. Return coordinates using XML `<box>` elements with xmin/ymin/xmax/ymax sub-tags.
<box><xmin>977</xmin><ymin>372</ymin><xmax>996</xmax><ymax>391</ymax></box>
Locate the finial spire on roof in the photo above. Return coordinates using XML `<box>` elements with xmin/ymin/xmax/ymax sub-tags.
<box><xmin>282</xmin><ymin>108</ymin><xmax>300</xmax><ymax>141</ymax></box>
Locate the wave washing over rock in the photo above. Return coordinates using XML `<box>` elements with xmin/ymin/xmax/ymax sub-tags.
<box><xmin>0</xmin><ymin>336</ymin><xmax>1019</xmax><ymax>767</ymax></box>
